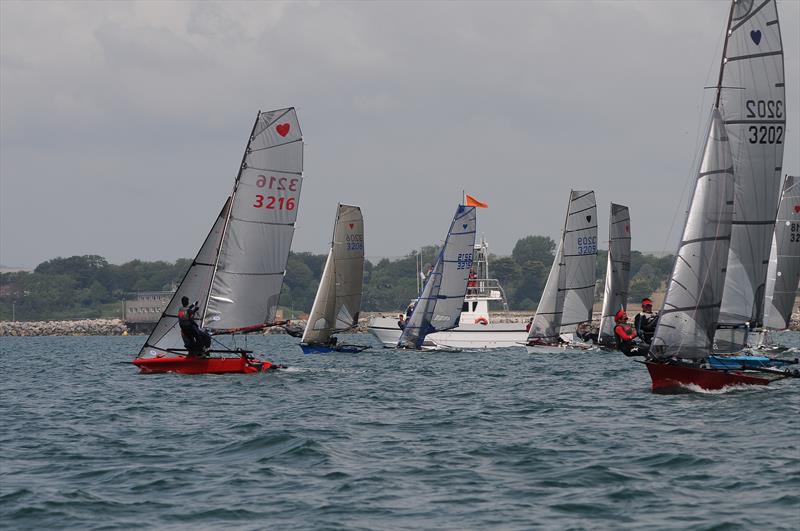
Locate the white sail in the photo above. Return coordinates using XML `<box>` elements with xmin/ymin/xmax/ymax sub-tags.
<box><xmin>398</xmin><ymin>204</ymin><xmax>477</xmax><ymax>349</ymax></box>
<box><xmin>302</xmin><ymin>204</ymin><xmax>365</xmax><ymax>345</ymax></box>
<box><xmin>205</xmin><ymin>108</ymin><xmax>303</xmax><ymax>330</ymax></box>
<box><xmin>137</xmin><ymin>108</ymin><xmax>303</xmax><ymax>358</ymax></box>
<box><xmin>717</xmin><ymin>0</ymin><xmax>786</xmax><ymax>334</ymax></box>
<box><xmin>527</xmin><ymin>190</ymin><xmax>597</xmax><ymax>342</ymax></box>
<box><xmin>138</xmin><ymin>200</ymin><xmax>230</xmax><ymax>357</ymax></box>
<box><xmin>651</xmin><ymin>109</ymin><xmax>734</xmax><ymax>360</ymax></box>
<box><xmin>763</xmin><ymin>175</ymin><xmax>800</xmax><ymax>329</ymax></box>
<box><xmin>560</xmin><ymin>191</ymin><xmax>597</xmax><ymax>333</ymax></box>
<box><xmin>598</xmin><ymin>204</ymin><xmax>631</xmax><ymax>345</ymax></box>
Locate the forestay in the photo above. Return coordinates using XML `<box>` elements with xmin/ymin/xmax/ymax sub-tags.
<box><xmin>138</xmin><ymin>108</ymin><xmax>303</xmax><ymax>358</ymax></box>
<box><xmin>598</xmin><ymin>204</ymin><xmax>631</xmax><ymax>345</ymax></box>
<box><xmin>650</xmin><ymin>109</ymin><xmax>734</xmax><ymax>360</ymax></box>
<box><xmin>398</xmin><ymin>205</ymin><xmax>477</xmax><ymax>349</ymax></box>
<box><xmin>717</xmin><ymin>0</ymin><xmax>786</xmax><ymax>331</ymax></box>
<box><xmin>527</xmin><ymin>190</ymin><xmax>597</xmax><ymax>342</ymax></box>
<box><xmin>302</xmin><ymin>204</ymin><xmax>365</xmax><ymax>345</ymax></box>
<box><xmin>763</xmin><ymin>175</ymin><xmax>800</xmax><ymax>330</ymax></box>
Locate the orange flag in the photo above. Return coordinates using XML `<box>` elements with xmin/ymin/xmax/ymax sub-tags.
<box><xmin>465</xmin><ymin>194</ymin><xmax>488</xmax><ymax>208</ymax></box>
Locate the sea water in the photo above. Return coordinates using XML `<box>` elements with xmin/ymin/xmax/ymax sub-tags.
<box><xmin>1</xmin><ymin>333</ymin><xmax>798</xmax><ymax>530</ymax></box>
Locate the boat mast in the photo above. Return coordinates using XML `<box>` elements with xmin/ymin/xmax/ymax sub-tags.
<box><xmin>201</xmin><ymin>111</ymin><xmax>262</xmax><ymax>324</ymax></box>
<box><xmin>714</xmin><ymin>1</ymin><xmax>737</xmax><ymax>109</ymax></box>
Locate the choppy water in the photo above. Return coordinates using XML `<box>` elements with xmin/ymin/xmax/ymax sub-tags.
<box><xmin>1</xmin><ymin>333</ymin><xmax>798</xmax><ymax>530</ymax></box>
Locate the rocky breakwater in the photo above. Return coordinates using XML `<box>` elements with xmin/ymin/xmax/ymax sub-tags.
<box><xmin>0</xmin><ymin>319</ymin><xmax>129</xmax><ymax>336</ymax></box>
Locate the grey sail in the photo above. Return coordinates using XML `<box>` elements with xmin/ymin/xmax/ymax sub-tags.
<box><xmin>302</xmin><ymin>204</ymin><xmax>365</xmax><ymax>345</ymax></box>
<box><xmin>398</xmin><ymin>204</ymin><xmax>477</xmax><ymax>349</ymax></box>
<box><xmin>560</xmin><ymin>191</ymin><xmax>598</xmax><ymax>333</ymax></box>
<box><xmin>717</xmin><ymin>0</ymin><xmax>786</xmax><ymax>335</ymax></box>
<box><xmin>650</xmin><ymin>109</ymin><xmax>734</xmax><ymax>360</ymax></box>
<box><xmin>204</xmin><ymin>108</ymin><xmax>303</xmax><ymax>330</ymax></box>
<box><xmin>598</xmin><ymin>204</ymin><xmax>631</xmax><ymax>345</ymax></box>
<box><xmin>138</xmin><ymin>200</ymin><xmax>230</xmax><ymax>358</ymax></box>
<box><xmin>762</xmin><ymin>175</ymin><xmax>800</xmax><ymax>330</ymax></box>
<box><xmin>527</xmin><ymin>190</ymin><xmax>597</xmax><ymax>342</ymax></box>
<box><xmin>527</xmin><ymin>237</ymin><xmax>566</xmax><ymax>343</ymax></box>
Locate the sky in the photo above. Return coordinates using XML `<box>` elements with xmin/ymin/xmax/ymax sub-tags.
<box><xmin>1</xmin><ymin>0</ymin><xmax>799</xmax><ymax>268</ymax></box>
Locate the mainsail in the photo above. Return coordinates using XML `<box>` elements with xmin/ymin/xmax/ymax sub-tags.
<box><xmin>398</xmin><ymin>204</ymin><xmax>477</xmax><ymax>349</ymax></box>
<box><xmin>762</xmin><ymin>175</ymin><xmax>800</xmax><ymax>330</ymax></box>
<box><xmin>527</xmin><ymin>190</ymin><xmax>597</xmax><ymax>342</ymax></box>
<box><xmin>302</xmin><ymin>204</ymin><xmax>365</xmax><ymax>345</ymax></box>
<box><xmin>598</xmin><ymin>204</ymin><xmax>631</xmax><ymax>346</ymax></box>
<box><xmin>716</xmin><ymin>0</ymin><xmax>786</xmax><ymax>335</ymax></box>
<box><xmin>650</xmin><ymin>109</ymin><xmax>734</xmax><ymax>360</ymax></box>
<box><xmin>138</xmin><ymin>108</ymin><xmax>303</xmax><ymax>358</ymax></box>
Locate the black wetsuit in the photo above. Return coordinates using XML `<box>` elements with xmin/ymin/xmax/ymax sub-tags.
<box><xmin>178</xmin><ymin>303</ymin><xmax>210</xmax><ymax>355</ymax></box>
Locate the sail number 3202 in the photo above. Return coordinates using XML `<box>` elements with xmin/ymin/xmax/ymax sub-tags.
<box><xmin>746</xmin><ymin>99</ymin><xmax>784</xmax><ymax>144</ymax></box>
<box><xmin>252</xmin><ymin>174</ymin><xmax>299</xmax><ymax>210</ymax></box>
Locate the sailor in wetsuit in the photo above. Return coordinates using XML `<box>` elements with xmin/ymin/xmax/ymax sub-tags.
<box><xmin>177</xmin><ymin>296</ymin><xmax>211</xmax><ymax>355</ymax></box>
<box><xmin>614</xmin><ymin>309</ymin><xmax>645</xmax><ymax>357</ymax></box>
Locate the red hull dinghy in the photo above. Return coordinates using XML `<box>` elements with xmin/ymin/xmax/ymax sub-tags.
<box><xmin>644</xmin><ymin>361</ymin><xmax>771</xmax><ymax>393</ymax></box>
<box><xmin>132</xmin><ymin>108</ymin><xmax>304</xmax><ymax>375</ymax></box>
<box><xmin>134</xmin><ymin>351</ymin><xmax>283</xmax><ymax>375</ymax></box>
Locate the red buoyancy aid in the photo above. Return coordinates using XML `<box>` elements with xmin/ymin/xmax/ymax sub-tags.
<box><xmin>614</xmin><ymin>323</ymin><xmax>637</xmax><ymax>342</ymax></box>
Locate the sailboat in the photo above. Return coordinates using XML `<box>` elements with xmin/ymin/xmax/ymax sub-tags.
<box><xmin>133</xmin><ymin>108</ymin><xmax>303</xmax><ymax>374</ymax></box>
<box><xmin>645</xmin><ymin>0</ymin><xmax>798</xmax><ymax>391</ymax></box>
<box><xmin>526</xmin><ymin>190</ymin><xmax>597</xmax><ymax>354</ymax></box>
<box><xmin>751</xmin><ymin>174</ymin><xmax>800</xmax><ymax>351</ymax></box>
<box><xmin>597</xmin><ymin>204</ymin><xmax>631</xmax><ymax>349</ymax></box>
<box><xmin>397</xmin><ymin>203</ymin><xmax>477</xmax><ymax>350</ymax></box>
<box><xmin>300</xmin><ymin>204</ymin><xmax>367</xmax><ymax>354</ymax></box>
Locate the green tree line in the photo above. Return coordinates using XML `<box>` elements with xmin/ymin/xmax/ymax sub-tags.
<box><xmin>0</xmin><ymin>237</ymin><xmax>673</xmax><ymax>321</ymax></box>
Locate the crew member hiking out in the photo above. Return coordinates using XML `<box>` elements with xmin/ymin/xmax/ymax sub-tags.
<box><xmin>614</xmin><ymin>309</ymin><xmax>644</xmax><ymax>357</ymax></box>
<box><xmin>177</xmin><ymin>296</ymin><xmax>211</xmax><ymax>356</ymax></box>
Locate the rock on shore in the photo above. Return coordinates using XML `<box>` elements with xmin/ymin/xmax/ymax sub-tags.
<box><xmin>0</xmin><ymin>319</ymin><xmax>129</xmax><ymax>337</ymax></box>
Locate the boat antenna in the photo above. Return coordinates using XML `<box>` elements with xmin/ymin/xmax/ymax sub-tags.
<box><xmin>714</xmin><ymin>1</ymin><xmax>736</xmax><ymax>109</ymax></box>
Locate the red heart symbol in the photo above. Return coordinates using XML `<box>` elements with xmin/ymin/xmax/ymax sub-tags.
<box><xmin>625</xmin><ymin>224</ymin><xmax>630</xmax><ymax>233</ymax></box>
<box><xmin>276</xmin><ymin>123</ymin><xmax>290</xmax><ymax>137</ymax></box>
<box><xmin>794</xmin><ymin>205</ymin><xmax>800</xmax><ymax>214</ymax></box>
<box><xmin>348</xmin><ymin>223</ymin><xmax>354</xmax><ymax>229</ymax></box>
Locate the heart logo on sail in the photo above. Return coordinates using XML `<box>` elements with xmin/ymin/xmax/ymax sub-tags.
<box><xmin>463</xmin><ymin>224</ymin><xmax>468</xmax><ymax>229</ymax></box>
<box><xmin>794</xmin><ymin>205</ymin><xmax>800</xmax><ymax>214</ymax></box>
<box><xmin>625</xmin><ymin>224</ymin><xmax>630</xmax><ymax>233</ymax></box>
<box><xmin>586</xmin><ymin>215</ymin><xmax>592</xmax><ymax>223</ymax></box>
<box><xmin>348</xmin><ymin>223</ymin><xmax>354</xmax><ymax>229</ymax></box>
<box><xmin>750</xmin><ymin>30</ymin><xmax>761</xmax><ymax>45</ymax></box>
<box><xmin>276</xmin><ymin>123</ymin><xmax>291</xmax><ymax>137</ymax></box>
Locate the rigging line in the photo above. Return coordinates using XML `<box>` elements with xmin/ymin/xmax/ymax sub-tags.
<box><xmin>248</xmin><ymin>138</ymin><xmax>303</xmax><ymax>154</ymax></box>
<box><xmin>242</xmin><ymin>166</ymin><xmax>302</xmax><ymax>176</ymax></box>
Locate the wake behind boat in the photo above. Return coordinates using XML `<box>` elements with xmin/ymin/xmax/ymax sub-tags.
<box><xmin>133</xmin><ymin>108</ymin><xmax>303</xmax><ymax>375</ymax></box>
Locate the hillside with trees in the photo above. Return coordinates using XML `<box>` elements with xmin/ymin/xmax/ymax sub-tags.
<box><xmin>0</xmin><ymin>237</ymin><xmax>673</xmax><ymax>321</ymax></box>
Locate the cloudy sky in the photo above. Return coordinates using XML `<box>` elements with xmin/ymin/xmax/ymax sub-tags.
<box><xmin>1</xmin><ymin>0</ymin><xmax>798</xmax><ymax>268</ymax></box>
